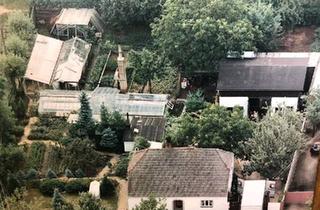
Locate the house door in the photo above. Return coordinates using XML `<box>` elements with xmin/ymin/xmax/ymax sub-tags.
<box><xmin>173</xmin><ymin>200</ymin><xmax>183</xmax><ymax>210</ymax></box>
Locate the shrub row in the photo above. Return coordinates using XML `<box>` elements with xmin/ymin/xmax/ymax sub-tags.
<box><xmin>39</xmin><ymin>178</ymin><xmax>91</xmax><ymax>196</ymax></box>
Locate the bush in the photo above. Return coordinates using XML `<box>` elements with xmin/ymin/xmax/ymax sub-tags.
<box><xmin>25</xmin><ymin>168</ymin><xmax>38</xmax><ymax>180</ymax></box>
<box><xmin>28</xmin><ymin>142</ymin><xmax>46</xmax><ymax>170</ymax></box>
<box><xmin>106</xmin><ymin>59</ymin><xmax>118</xmax><ymax>71</ymax></box>
<box><xmin>134</xmin><ymin>136</ymin><xmax>150</xmax><ymax>150</ymax></box>
<box><xmin>39</xmin><ymin>179</ymin><xmax>65</xmax><ymax>196</ymax></box>
<box><xmin>46</xmin><ymin>169</ymin><xmax>58</xmax><ymax>179</ymax></box>
<box><xmin>100</xmin><ymin>176</ymin><xmax>116</xmax><ymax>198</ymax></box>
<box><xmin>65</xmin><ymin>169</ymin><xmax>74</xmax><ymax>178</ymax></box>
<box><xmin>100</xmin><ymin>75</ymin><xmax>114</xmax><ymax>87</ymax></box>
<box><xmin>114</xmin><ymin>155</ymin><xmax>129</xmax><ymax>178</ymax></box>
<box><xmin>75</xmin><ymin>169</ymin><xmax>85</xmax><ymax>178</ymax></box>
<box><xmin>13</xmin><ymin>125</ymin><xmax>24</xmax><ymax>137</ymax></box>
<box><xmin>65</xmin><ymin>179</ymin><xmax>90</xmax><ymax>194</ymax></box>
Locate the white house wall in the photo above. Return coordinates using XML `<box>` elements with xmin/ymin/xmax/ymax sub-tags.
<box><xmin>128</xmin><ymin>197</ymin><xmax>229</xmax><ymax>210</ymax></box>
<box><xmin>124</xmin><ymin>141</ymin><xmax>163</xmax><ymax>152</ymax></box>
<box><xmin>271</xmin><ymin>97</ymin><xmax>298</xmax><ymax>111</ymax></box>
<box><xmin>220</xmin><ymin>97</ymin><xmax>248</xmax><ymax>117</ymax></box>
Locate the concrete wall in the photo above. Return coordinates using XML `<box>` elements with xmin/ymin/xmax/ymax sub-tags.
<box><xmin>128</xmin><ymin>196</ymin><xmax>229</xmax><ymax>210</ymax></box>
<box><xmin>284</xmin><ymin>191</ymin><xmax>314</xmax><ymax>204</ymax></box>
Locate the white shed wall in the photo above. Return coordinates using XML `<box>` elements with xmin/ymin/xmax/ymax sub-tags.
<box><xmin>271</xmin><ymin>97</ymin><xmax>298</xmax><ymax>111</ymax></box>
<box><xmin>220</xmin><ymin>97</ymin><xmax>248</xmax><ymax>117</ymax></box>
<box><xmin>128</xmin><ymin>196</ymin><xmax>229</xmax><ymax>210</ymax></box>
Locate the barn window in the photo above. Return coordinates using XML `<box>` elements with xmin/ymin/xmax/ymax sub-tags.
<box><xmin>173</xmin><ymin>200</ymin><xmax>183</xmax><ymax>210</ymax></box>
<box><xmin>201</xmin><ymin>200</ymin><xmax>213</xmax><ymax>208</ymax></box>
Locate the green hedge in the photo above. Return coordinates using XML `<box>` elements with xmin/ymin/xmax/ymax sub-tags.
<box><xmin>65</xmin><ymin>179</ymin><xmax>90</xmax><ymax>194</ymax></box>
<box><xmin>39</xmin><ymin>179</ymin><xmax>65</xmax><ymax>196</ymax></box>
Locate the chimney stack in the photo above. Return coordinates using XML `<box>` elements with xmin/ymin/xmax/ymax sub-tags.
<box><xmin>117</xmin><ymin>45</ymin><xmax>128</xmax><ymax>93</ymax></box>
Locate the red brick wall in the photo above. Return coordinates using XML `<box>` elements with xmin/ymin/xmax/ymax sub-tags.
<box><xmin>284</xmin><ymin>191</ymin><xmax>314</xmax><ymax>204</ymax></box>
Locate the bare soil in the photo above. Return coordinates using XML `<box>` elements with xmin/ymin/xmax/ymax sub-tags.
<box><xmin>0</xmin><ymin>6</ymin><xmax>10</xmax><ymax>16</ymax></box>
<box><xmin>280</xmin><ymin>26</ymin><xmax>316</xmax><ymax>52</ymax></box>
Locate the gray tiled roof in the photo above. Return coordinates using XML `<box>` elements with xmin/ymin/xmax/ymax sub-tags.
<box><xmin>128</xmin><ymin>148</ymin><xmax>234</xmax><ymax>197</ymax></box>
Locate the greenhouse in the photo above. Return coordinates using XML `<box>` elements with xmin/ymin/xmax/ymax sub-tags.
<box><xmin>38</xmin><ymin>87</ymin><xmax>169</xmax><ymax>118</ymax></box>
<box><xmin>50</xmin><ymin>8</ymin><xmax>104</xmax><ymax>39</ymax></box>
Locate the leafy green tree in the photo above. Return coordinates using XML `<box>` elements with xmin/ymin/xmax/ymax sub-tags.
<box><xmin>306</xmin><ymin>89</ymin><xmax>320</xmax><ymax>133</ymax></box>
<box><xmin>166</xmin><ymin>114</ymin><xmax>199</xmax><ymax>147</ymax></box>
<box><xmin>7</xmin><ymin>11</ymin><xmax>35</xmax><ymax>41</ymax></box>
<box><xmin>100</xmin><ymin>127</ymin><xmax>118</xmax><ymax>151</ymax></box>
<box><xmin>166</xmin><ymin>105</ymin><xmax>253</xmax><ymax>157</ymax></box>
<box><xmin>261</xmin><ymin>0</ymin><xmax>303</xmax><ymax>28</ymax></box>
<box><xmin>197</xmin><ymin>106</ymin><xmax>253</xmax><ymax>156</ymax></box>
<box><xmin>5</xmin><ymin>35</ymin><xmax>29</xmax><ymax>58</ymax></box>
<box><xmin>78</xmin><ymin>193</ymin><xmax>107</xmax><ymax>210</ymax></box>
<box><xmin>128</xmin><ymin>49</ymin><xmax>163</xmax><ymax>93</ymax></box>
<box><xmin>244</xmin><ymin>108</ymin><xmax>304</xmax><ymax>179</ymax></box>
<box><xmin>152</xmin><ymin>0</ymin><xmax>260</xmax><ymax>73</ymax></box>
<box><xmin>134</xmin><ymin>136</ymin><xmax>151</xmax><ymax>150</ymax></box>
<box><xmin>0</xmin><ymin>145</ymin><xmax>25</xmax><ymax>194</ymax></box>
<box><xmin>185</xmin><ymin>90</ymin><xmax>206</xmax><ymax>112</ymax></box>
<box><xmin>52</xmin><ymin>189</ymin><xmax>74</xmax><ymax>210</ymax></box>
<box><xmin>72</xmin><ymin>92</ymin><xmax>96</xmax><ymax>138</ymax></box>
<box><xmin>100</xmin><ymin>176</ymin><xmax>116</xmax><ymax>198</ymax></box>
<box><xmin>247</xmin><ymin>1</ymin><xmax>282</xmax><ymax>51</ymax></box>
<box><xmin>0</xmin><ymin>78</ymin><xmax>16</xmax><ymax>144</ymax></box>
<box><xmin>132</xmin><ymin>195</ymin><xmax>166</xmax><ymax>210</ymax></box>
<box><xmin>99</xmin><ymin>0</ymin><xmax>163</xmax><ymax>28</ymax></box>
<box><xmin>0</xmin><ymin>188</ymin><xmax>33</xmax><ymax>210</ymax></box>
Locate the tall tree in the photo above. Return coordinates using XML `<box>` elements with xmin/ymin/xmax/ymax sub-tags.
<box><xmin>244</xmin><ymin>108</ymin><xmax>304</xmax><ymax>179</ymax></box>
<box><xmin>152</xmin><ymin>0</ymin><xmax>261</xmax><ymax>73</ymax></box>
<box><xmin>5</xmin><ymin>34</ymin><xmax>29</xmax><ymax>58</ymax></box>
<box><xmin>306</xmin><ymin>89</ymin><xmax>320</xmax><ymax>133</ymax></box>
<box><xmin>7</xmin><ymin>11</ymin><xmax>35</xmax><ymax>41</ymax></box>
<box><xmin>185</xmin><ymin>90</ymin><xmax>207</xmax><ymax>113</ymax></box>
<box><xmin>52</xmin><ymin>189</ymin><xmax>74</xmax><ymax>210</ymax></box>
<box><xmin>128</xmin><ymin>49</ymin><xmax>162</xmax><ymax>93</ymax></box>
<box><xmin>78</xmin><ymin>193</ymin><xmax>107</xmax><ymax>210</ymax></box>
<box><xmin>247</xmin><ymin>1</ymin><xmax>282</xmax><ymax>51</ymax></box>
<box><xmin>132</xmin><ymin>195</ymin><xmax>166</xmax><ymax>210</ymax></box>
<box><xmin>73</xmin><ymin>92</ymin><xmax>95</xmax><ymax>138</ymax></box>
<box><xmin>0</xmin><ymin>77</ymin><xmax>16</xmax><ymax>144</ymax></box>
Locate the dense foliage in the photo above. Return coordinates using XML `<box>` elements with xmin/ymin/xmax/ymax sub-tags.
<box><xmin>132</xmin><ymin>195</ymin><xmax>166</xmax><ymax>210</ymax></box>
<box><xmin>27</xmin><ymin>142</ymin><xmax>46</xmax><ymax>170</ymax></box>
<box><xmin>134</xmin><ymin>136</ymin><xmax>151</xmax><ymax>150</ymax></box>
<box><xmin>166</xmin><ymin>105</ymin><xmax>253</xmax><ymax>157</ymax></box>
<box><xmin>244</xmin><ymin>108</ymin><xmax>304</xmax><ymax>179</ymax></box>
<box><xmin>152</xmin><ymin>0</ymin><xmax>261</xmax><ymax>73</ymax></box>
<box><xmin>306</xmin><ymin>89</ymin><xmax>320</xmax><ymax>132</ymax></box>
<box><xmin>185</xmin><ymin>90</ymin><xmax>207</xmax><ymax>112</ymax></box>
<box><xmin>114</xmin><ymin>155</ymin><xmax>130</xmax><ymax>178</ymax></box>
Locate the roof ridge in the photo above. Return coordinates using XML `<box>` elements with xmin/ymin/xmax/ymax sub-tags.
<box><xmin>128</xmin><ymin>149</ymin><xmax>149</xmax><ymax>174</ymax></box>
<box><xmin>215</xmin><ymin>149</ymin><xmax>233</xmax><ymax>171</ymax></box>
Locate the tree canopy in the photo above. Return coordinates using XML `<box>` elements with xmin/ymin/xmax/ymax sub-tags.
<box><xmin>166</xmin><ymin>105</ymin><xmax>253</xmax><ymax>157</ymax></box>
<box><xmin>152</xmin><ymin>0</ymin><xmax>261</xmax><ymax>73</ymax></box>
<box><xmin>132</xmin><ymin>195</ymin><xmax>166</xmax><ymax>210</ymax></box>
<box><xmin>244</xmin><ymin>108</ymin><xmax>304</xmax><ymax>179</ymax></box>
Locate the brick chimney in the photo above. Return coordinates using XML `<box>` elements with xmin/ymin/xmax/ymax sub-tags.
<box><xmin>117</xmin><ymin>45</ymin><xmax>128</xmax><ymax>93</ymax></box>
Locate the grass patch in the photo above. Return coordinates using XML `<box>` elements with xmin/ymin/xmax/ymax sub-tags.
<box><xmin>0</xmin><ymin>0</ymin><xmax>29</xmax><ymax>10</ymax></box>
<box><xmin>25</xmin><ymin>188</ymin><xmax>117</xmax><ymax>210</ymax></box>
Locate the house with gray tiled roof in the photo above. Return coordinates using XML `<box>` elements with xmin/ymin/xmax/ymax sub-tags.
<box><xmin>128</xmin><ymin>147</ymin><xmax>234</xmax><ymax>210</ymax></box>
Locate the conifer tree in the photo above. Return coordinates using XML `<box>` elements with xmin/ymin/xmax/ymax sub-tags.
<box><xmin>52</xmin><ymin>189</ymin><xmax>74</xmax><ymax>210</ymax></box>
<box><xmin>75</xmin><ymin>92</ymin><xmax>95</xmax><ymax>138</ymax></box>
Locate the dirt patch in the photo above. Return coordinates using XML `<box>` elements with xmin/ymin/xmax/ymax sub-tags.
<box><xmin>280</xmin><ymin>26</ymin><xmax>316</xmax><ymax>52</ymax></box>
<box><xmin>0</xmin><ymin>6</ymin><xmax>11</xmax><ymax>16</ymax></box>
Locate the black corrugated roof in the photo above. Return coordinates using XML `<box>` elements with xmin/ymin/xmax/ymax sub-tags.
<box><xmin>217</xmin><ymin>57</ymin><xmax>309</xmax><ymax>92</ymax></box>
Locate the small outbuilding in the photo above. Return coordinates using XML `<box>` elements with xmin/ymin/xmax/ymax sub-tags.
<box><xmin>50</xmin><ymin>8</ymin><xmax>104</xmax><ymax>39</ymax></box>
<box><xmin>25</xmin><ymin>34</ymin><xmax>91</xmax><ymax>89</ymax></box>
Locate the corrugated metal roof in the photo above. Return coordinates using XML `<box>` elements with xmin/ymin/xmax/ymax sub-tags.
<box><xmin>25</xmin><ymin>34</ymin><xmax>63</xmax><ymax>84</ymax></box>
<box><xmin>217</xmin><ymin>54</ymin><xmax>311</xmax><ymax>92</ymax></box>
<box><xmin>55</xmin><ymin>8</ymin><xmax>104</xmax><ymax>32</ymax></box>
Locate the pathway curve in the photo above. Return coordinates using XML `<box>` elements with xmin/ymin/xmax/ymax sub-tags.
<box><xmin>95</xmin><ymin>153</ymin><xmax>128</xmax><ymax>210</ymax></box>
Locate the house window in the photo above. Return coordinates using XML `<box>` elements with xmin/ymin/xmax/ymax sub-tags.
<box><xmin>201</xmin><ymin>200</ymin><xmax>213</xmax><ymax>208</ymax></box>
<box><xmin>173</xmin><ymin>200</ymin><xmax>183</xmax><ymax>210</ymax></box>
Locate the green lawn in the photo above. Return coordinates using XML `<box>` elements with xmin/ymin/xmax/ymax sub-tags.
<box><xmin>25</xmin><ymin>188</ymin><xmax>118</xmax><ymax>210</ymax></box>
<box><xmin>0</xmin><ymin>0</ymin><xmax>29</xmax><ymax>10</ymax></box>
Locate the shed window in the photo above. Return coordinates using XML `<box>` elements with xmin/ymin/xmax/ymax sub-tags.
<box><xmin>201</xmin><ymin>200</ymin><xmax>213</xmax><ymax>208</ymax></box>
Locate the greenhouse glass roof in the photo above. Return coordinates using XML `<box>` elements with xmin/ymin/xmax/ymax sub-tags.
<box><xmin>38</xmin><ymin>87</ymin><xmax>168</xmax><ymax>117</ymax></box>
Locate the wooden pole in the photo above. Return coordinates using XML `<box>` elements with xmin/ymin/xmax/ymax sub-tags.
<box><xmin>312</xmin><ymin>154</ymin><xmax>320</xmax><ymax>210</ymax></box>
